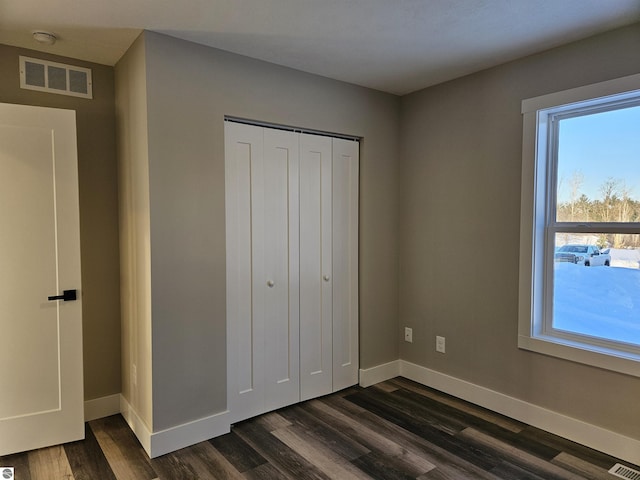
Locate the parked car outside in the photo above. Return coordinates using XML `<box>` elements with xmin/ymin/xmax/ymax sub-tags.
<box><xmin>554</xmin><ymin>244</ymin><xmax>611</xmax><ymax>266</ymax></box>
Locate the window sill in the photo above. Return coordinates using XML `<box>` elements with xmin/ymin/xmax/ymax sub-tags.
<box><xmin>518</xmin><ymin>334</ymin><xmax>640</xmax><ymax>378</ymax></box>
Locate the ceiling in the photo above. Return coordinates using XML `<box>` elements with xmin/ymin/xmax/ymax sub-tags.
<box><xmin>1</xmin><ymin>0</ymin><xmax>639</xmax><ymax>95</ymax></box>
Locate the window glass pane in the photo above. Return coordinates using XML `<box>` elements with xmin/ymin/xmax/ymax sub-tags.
<box><xmin>556</xmin><ymin>105</ymin><xmax>640</xmax><ymax>223</ymax></box>
<box><xmin>552</xmin><ymin>232</ymin><xmax>640</xmax><ymax>346</ymax></box>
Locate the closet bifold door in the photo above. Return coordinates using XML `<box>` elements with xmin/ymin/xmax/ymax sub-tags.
<box><xmin>226</xmin><ymin>121</ymin><xmax>358</xmax><ymax>423</ymax></box>
<box><xmin>299</xmin><ymin>134</ymin><xmax>333</xmax><ymax>401</ymax></box>
<box><xmin>262</xmin><ymin>128</ymin><xmax>300</xmax><ymax>413</ymax></box>
<box><xmin>225</xmin><ymin>122</ymin><xmax>265</xmax><ymax>423</ymax></box>
<box><xmin>225</xmin><ymin>122</ymin><xmax>300</xmax><ymax>423</ymax></box>
<box><xmin>332</xmin><ymin>138</ymin><xmax>359</xmax><ymax>392</ymax></box>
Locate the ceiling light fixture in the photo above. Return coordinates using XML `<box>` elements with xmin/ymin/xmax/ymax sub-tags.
<box><xmin>32</xmin><ymin>31</ymin><xmax>57</xmax><ymax>46</ymax></box>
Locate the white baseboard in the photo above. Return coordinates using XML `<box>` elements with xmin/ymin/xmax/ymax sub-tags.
<box><xmin>359</xmin><ymin>360</ymin><xmax>401</xmax><ymax>387</ymax></box>
<box><xmin>86</xmin><ymin>361</ymin><xmax>640</xmax><ymax>465</ymax></box>
<box><xmin>119</xmin><ymin>395</ymin><xmax>153</xmax><ymax>456</ymax></box>
<box><xmin>118</xmin><ymin>395</ymin><xmax>231</xmax><ymax>458</ymax></box>
<box><xmin>84</xmin><ymin>394</ymin><xmax>121</xmax><ymax>422</ymax></box>
<box><xmin>398</xmin><ymin>360</ymin><xmax>640</xmax><ymax>467</ymax></box>
<box><xmin>149</xmin><ymin>409</ymin><xmax>230</xmax><ymax>458</ymax></box>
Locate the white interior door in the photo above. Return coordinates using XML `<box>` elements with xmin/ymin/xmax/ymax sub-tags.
<box><xmin>332</xmin><ymin>138</ymin><xmax>359</xmax><ymax>391</ymax></box>
<box><xmin>299</xmin><ymin>133</ymin><xmax>333</xmax><ymax>401</ymax></box>
<box><xmin>0</xmin><ymin>103</ymin><xmax>84</xmax><ymax>455</ymax></box>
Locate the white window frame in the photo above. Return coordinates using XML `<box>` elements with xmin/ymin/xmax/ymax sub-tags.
<box><xmin>519</xmin><ymin>73</ymin><xmax>640</xmax><ymax>377</ymax></box>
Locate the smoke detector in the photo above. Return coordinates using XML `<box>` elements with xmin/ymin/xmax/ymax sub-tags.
<box><xmin>32</xmin><ymin>31</ymin><xmax>57</xmax><ymax>46</ymax></box>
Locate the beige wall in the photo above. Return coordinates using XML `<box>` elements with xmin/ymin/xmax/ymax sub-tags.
<box><xmin>399</xmin><ymin>23</ymin><xmax>640</xmax><ymax>439</ymax></box>
<box><xmin>115</xmin><ymin>35</ymin><xmax>154</xmax><ymax>429</ymax></box>
<box><xmin>141</xmin><ymin>31</ymin><xmax>400</xmax><ymax>431</ymax></box>
<box><xmin>0</xmin><ymin>44</ymin><xmax>121</xmax><ymax>402</ymax></box>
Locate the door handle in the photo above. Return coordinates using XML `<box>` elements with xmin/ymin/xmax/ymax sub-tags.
<box><xmin>48</xmin><ymin>289</ymin><xmax>77</xmax><ymax>302</ymax></box>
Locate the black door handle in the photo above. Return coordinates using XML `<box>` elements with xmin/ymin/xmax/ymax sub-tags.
<box><xmin>48</xmin><ymin>289</ymin><xmax>77</xmax><ymax>301</ymax></box>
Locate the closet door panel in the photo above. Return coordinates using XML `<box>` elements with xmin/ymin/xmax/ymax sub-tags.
<box><xmin>225</xmin><ymin>122</ymin><xmax>266</xmax><ymax>422</ymax></box>
<box><xmin>263</xmin><ymin>129</ymin><xmax>300</xmax><ymax>411</ymax></box>
<box><xmin>299</xmin><ymin>134</ymin><xmax>333</xmax><ymax>401</ymax></box>
<box><xmin>332</xmin><ymin>138</ymin><xmax>359</xmax><ymax>391</ymax></box>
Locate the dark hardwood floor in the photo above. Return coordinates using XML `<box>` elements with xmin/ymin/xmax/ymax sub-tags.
<box><xmin>2</xmin><ymin>377</ymin><xmax>637</xmax><ymax>479</ymax></box>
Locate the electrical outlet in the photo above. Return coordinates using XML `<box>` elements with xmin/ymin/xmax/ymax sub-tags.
<box><xmin>436</xmin><ymin>336</ymin><xmax>446</xmax><ymax>353</ymax></box>
<box><xmin>404</xmin><ymin>327</ymin><xmax>413</xmax><ymax>343</ymax></box>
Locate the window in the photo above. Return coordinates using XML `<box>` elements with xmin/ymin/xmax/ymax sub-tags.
<box><xmin>519</xmin><ymin>74</ymin><xmax>640</xmax><ymax>377</ymax></box>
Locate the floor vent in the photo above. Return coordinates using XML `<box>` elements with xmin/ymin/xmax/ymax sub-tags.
<box><xmin>609</xmin><ymin>464</ymin><xmax>640</xmax><ymax>480</ymax></box>
<box><xmin>19</xmin><ymin>56</ymin><xmax>92</xmax><ymax>99</ymax></box>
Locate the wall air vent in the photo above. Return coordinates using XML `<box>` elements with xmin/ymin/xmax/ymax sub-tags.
<box><xmin>19</xmin><ymin>56</ymin><xmax>92</xmax><ymax>99</ymax></box>
<box><xmin>609</xmin><ymin>464</ymin><xmax>640</xmax><ymax>480</ymax></box>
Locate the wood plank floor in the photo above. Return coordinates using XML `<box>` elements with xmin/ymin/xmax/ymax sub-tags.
<box><xmin>2</xmin><ymin>377</ymin><xmax>637</xmax><ymax>479</ymax></box>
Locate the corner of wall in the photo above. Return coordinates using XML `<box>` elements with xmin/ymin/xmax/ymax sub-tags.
<box><xmin>115</xmin><ymin>31</ymin><xmax>153</xmax><ymax>432</ymax></box>
<box><xmin>120</xmin><ymin>394</ymin><xmax>152</xmax><ymax>456</ymax></box>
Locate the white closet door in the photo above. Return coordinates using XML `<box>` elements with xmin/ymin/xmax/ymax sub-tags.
<box><xmin>263</xmin><ymin>129</ymin><xmax>300</xmax><ymax>412</ymax></box>
<box><xmin>299</xmin><ymin>133</ymin><xmax>333</xmax><ymax>401</ymax></box>
<box><xmin>227</xmin><ymin>122</ymin><xmax>359</xmax><ymax>422</ymax></box>
<box><xmin>225</xmin><ymin>122</ymin><xmax>265</xmax><ymax>422</ymax></box>
<box><xmin>332</xmin><ymin>138</ymin><xmax>359</xmax><ymax>391</ymax></box>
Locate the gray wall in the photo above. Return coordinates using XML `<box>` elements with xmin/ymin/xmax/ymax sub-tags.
<box><xmin>0</xmin><ymin>44</ymin><xmax>121</xmax><ymax>402</ymax></box>
<box><xmin>142</xmin><ymin>31</ymin><xmax>400</xmax><ymax>430</ymax></box>
<box><xmin>399</xmin><ymin>23</ymin><xmax>640</xmax><ymax>439</ymax></box>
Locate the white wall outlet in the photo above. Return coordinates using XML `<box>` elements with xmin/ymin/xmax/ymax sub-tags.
<box><xmin>436</xmin><ymin>336</ymin><xmax>446</xmax><ymax>353</ymax></box>
<box><xmin>404</xmin><ymin>327</ymin><xmax>413</xmax><ymax>343</ymax></box>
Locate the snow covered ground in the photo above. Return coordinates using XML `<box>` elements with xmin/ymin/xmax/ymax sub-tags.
<box><xmin>553</xmin><ymin>248</ymin><xmax>640</xmax><ymax>346</ymax></box>
<box><xmin>609</xmin><ymin>247</ymin><xmax>640</xmax><ymax>269</ymax></box>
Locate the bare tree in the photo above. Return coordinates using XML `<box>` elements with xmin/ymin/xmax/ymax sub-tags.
<box><xmin>598</xmin><ymin>178</ymin><xmax>619</xmax><ymax>223</ymax></box>
<box><xmin>568</xmin><ymin>171</ymin><xmax>584</xmax><ymax>221</ymax></box>
<box><xmin>613</xmin><ymin>182</ymin><xmax>633</xmax><ymax>248</ymax></box>
<box><xmin>618</xmin><ymin>182</ymin><xmax>633</xmax><ymax>222</ymax></box>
